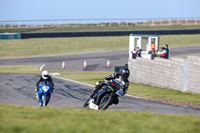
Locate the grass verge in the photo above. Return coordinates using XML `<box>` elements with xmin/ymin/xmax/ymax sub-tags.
<box><xmin>0</xmin><ymin>65</ymin><xmax>40</xmax><ymax>73</ymax></box>
<box><xmin>0</xmin><ymin>35</ymin><xmax>200</xmax><ymax>58</ymax></box>
<box><xmin>0</xmin><ymin>104</ymin><xmax>200</xmax><ymax>133</ymax></box>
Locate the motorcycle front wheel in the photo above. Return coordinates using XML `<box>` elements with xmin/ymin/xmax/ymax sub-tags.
<box><xmin>43</xmin><ymin>95</ymin><xmax>47</xmax><ymax>106</ymax></box>
<box><xmin>83</xmin><ymin>98</ymin><xmax>90</xmax><ymax>108</ymax></box>
<box><xmin>99</xmin><ymin>93</ymin><xmax>113</xmax><ymax>110</ymax></box>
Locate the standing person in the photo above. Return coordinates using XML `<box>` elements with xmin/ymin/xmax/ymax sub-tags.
<box><xmin>150</xmin><ymin>42</ymin><xmax>156</xmax><ymax>59</ymax></box>
<box><xmin>35</xmin><ymin>71</ymin><xmax>54</xmax><ymax>99</ymax></box>
<box><xmin>164</xmin><ymin>44</ymin><xmax>169</xmax><ymax>59</ymax></box>
<box><xmin>150</xmin><ymin>42</ymin><xmax>156</xmax><ymax>53</ymax></box>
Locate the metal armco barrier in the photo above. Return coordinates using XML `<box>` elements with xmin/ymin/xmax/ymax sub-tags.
<box><xmin>21</xmin><ymin>29</ymin><xmax>200</xmax><ymax>39</ymax></box>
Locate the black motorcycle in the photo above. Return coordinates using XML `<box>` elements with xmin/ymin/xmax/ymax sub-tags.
<box><xmin>83</xmin><ymin>79</ymin><xmax>123</xmax><ymax>110</ymax></box>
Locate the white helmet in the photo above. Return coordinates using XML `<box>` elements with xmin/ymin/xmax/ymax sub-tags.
<box><xmin>42</xmin><ymin>71</ymin><xmax>49</xmax><ymax>79</ymax></box>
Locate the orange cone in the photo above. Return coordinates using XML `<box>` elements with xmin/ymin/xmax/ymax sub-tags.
<box><xmin>107</xmin><ymin>59</ymin><xmax>110</xmax><ymax>67</ymax></box>
<box><xmin>83</xmin><ymin>60</ymin><xmax>87</xmax><ymax>68</ymax></box>
<box><xmin>62</xmin><ymin>61</ymin><xmax>65</xmax><ymax>69</ymax></box>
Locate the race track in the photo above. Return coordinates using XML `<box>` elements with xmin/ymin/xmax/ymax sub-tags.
<box><xmin>1</xmin><ymin>73</ymin><xmax>200</xmax><ymax>115</ymax></box>
<box><xmin>1</xmin><ymin>46</ymin><xmax>200</xmax><ymax>115</ymax></box>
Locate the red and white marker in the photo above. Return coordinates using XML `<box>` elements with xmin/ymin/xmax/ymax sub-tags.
<box><xmin>107</xmin><ymin>59</ymin><xmax>110</xmax><ymax>67</ymax></box>
<box><xmin>62</xmin><ymin>61</ymin><xmax>65</xmax><ymax>69</ymax></box>
<box><xmin>83</xmin><ymin>60</ymin><xmax>87</xmax><ymax>68</ymax></box>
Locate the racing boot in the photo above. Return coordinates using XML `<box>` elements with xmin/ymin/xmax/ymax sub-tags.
<box><xmin>35</xmin><ymin>87</ymin><xmax>39</xmax><ymax>100</ymax></box>
<box><xmin>36</xmin><ymin>92</ymin><xmax>38</xmax><ymax>100</ymax></box>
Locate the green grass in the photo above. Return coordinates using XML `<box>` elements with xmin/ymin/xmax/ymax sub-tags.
<box><xmin>0</xmin><ymin>36</ymin><xmax>129</xmax><ymax>58</ymax></box>
<box><xmin>0</xmin><ymin>65</ymin><xmax>40</xmax><ymax>73</ymax></box>
<box><xmin>175</xmin><ymin>54</ymin><xmax>200</xmax><ymax>59</ymax></box>
<box><xmin>1</xmin><ymin>25</ymin><xmax>200</xmax><ymax>33</ymax></box>
<box><xmin>0</xmin><ymin>104</ymin><xmax>200</xmax><ymax>133</ymax></box>
<box><xmin>0</xmin><ymin>34</ymin><xmax>200</xmax><ymax>58</ymax></box>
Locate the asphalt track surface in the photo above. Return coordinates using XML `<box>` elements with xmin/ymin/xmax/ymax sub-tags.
<box><xmin>1</xmin><ymin>46</ymin><xmax>200</xmax><ymax>71</ymax></box>
<box><xmin>1</xmin><ymin>73</ymin><xmax>200</xmax><ymax>115</ymax></box>
<box><xmin>1</xmin><ymin>46</ymin><xmax>200</xmax><ymax>115</ymax></box>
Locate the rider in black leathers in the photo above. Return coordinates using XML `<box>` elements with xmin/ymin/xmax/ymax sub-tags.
<box><xmin>89</xmin><ymin>67</ymin><xmax>130</xmax><ymax>104</ymax></box>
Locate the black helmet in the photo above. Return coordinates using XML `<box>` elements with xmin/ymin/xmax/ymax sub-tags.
<box><xmin>120</xmin><ymin>67</ymin><xmax>130</xmax><ymax>79</ymax></box>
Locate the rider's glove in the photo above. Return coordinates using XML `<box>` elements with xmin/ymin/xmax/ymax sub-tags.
<box><xmin>35</xmin><ymin>86</ymin><xmax>38</xmax><ymax>92</ymax></box>
<box><xmin>103</xmin><ymin>79</ymin><xmax>108</xmax><ymax>84</ymax></box>
<box><xmin>116</xmin><ymin>88</ymin><xmax>124</xmax><ymax>97</ymax></box>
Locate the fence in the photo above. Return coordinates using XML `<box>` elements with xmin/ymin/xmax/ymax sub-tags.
<box><xmin>0</xmin><ymin>17</ymin><xmax>200</xmax><ymax>29</ymax></box>
<box><xmin>128</xmin><ymin>56</ymin><xmax>200</xmax><ymax>94</ymax></box>
<box><xmin>20</xmin><ymin>29</ymin><xmax>200</xmax><ymax>39</ymax></box>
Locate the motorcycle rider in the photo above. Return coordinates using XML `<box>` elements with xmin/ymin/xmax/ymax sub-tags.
<box><xmin>89</xmin><ymin>67</ymin><xmax>130</xmax><ymax>104</ymax></box>
<box><xmin>35</xmin><ymin>70</ymin><xmax>54</xmax><ymax>99</ymax></box>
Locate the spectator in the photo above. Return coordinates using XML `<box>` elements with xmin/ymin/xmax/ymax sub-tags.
<box><xmin>164</xmin><ymin>44</ymin><xmax>169</xmax><ymax>59</ymax></box>
<box><xmin>150</xmin><ymin>42</ymin><xmax>156</xmax><ymax>53</ymax></box>
<box><xmin>136</xmin><ymin>47</ymin><xmax>142</xmax><ymax>57</ymax></box>
<box><xmin>130</xmin><ymin>51</ymin><xmax>136</xmax><ymax>59</ymax></box>
<box><xmin>160</xmin><ymin>47</ymin><xmax>167</xmax><ymax>58</ymax></box>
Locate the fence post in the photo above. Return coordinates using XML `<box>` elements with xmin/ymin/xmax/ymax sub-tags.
<box><xmin>178</xmin><ymin>17</ymin><xmax>180</xmax><ymax>25</ymax></box>
<box><xmin>126</xmin><ymin>19</ymin><xmax>129</xmax><ymax>26</ymax></box>
<box><xmin>152</xmin><ymin>18</ymin><xmax>154</xmax><ymax>25</ymax></box>
<box><xmin>101</xmin><ymin>19</ymin><xmax>103</xmax><ymax>26</ymax></box>
<box><xmin>4</xmin><ymin>22</ymin><xmax>6</xmax><ymax>29</ymax></box>
<box><xmin>26</xmin><ymin>21</ymin><xmax>28</xmax><ymax>28</ymax></box>
<box><xmin>11</xmin><ymin>22</ymin><xmax>13</xmax><ymax>28</ymax></box>
<box><xmin>118</xmin><ymin>18</ymin><xmax>120</xmax><ymax>26</ymax></box>
<box><xmin>93</xmin><ymin>19</ymin><xmax>95</xmax><ymax>26</ymax></box>
<box><xmin>18</xmin><ymin>21</ymin><xmax>21</xmax><ymax>28</ymax></box>
<box><xmin>135</xmin><ymin>18</ymin><xmax>137</xmax><ymax>26</ymax></box>
<box><xmin>34</xmin><ymin>21</ymin><xmax>36</xmax><ymax>28</ymax></box>
<box><xmin>195</xmin><ymin>17</ymin><xmax>197</xmax><ymax>24</ymax></box>
<box><xmin>84</xmin><ymin>19</ymin><xmax>86</xmax><ymax>26</ymax></box>
<box><xmin>186</xmin><ymin>17</ymin><xmax>188</xmax><ymax>25</ymax></box>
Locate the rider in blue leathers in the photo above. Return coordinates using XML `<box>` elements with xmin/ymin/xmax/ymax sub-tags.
<box><xmin>35</xmin><ymin>71</ymin><xmax>54</xmax><ymax>98</ymax></box>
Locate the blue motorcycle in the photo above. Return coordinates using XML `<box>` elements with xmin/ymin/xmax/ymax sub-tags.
<box><xmin>37</xmin><ymin>81</ymin><xmax>53</xmax><ymax>106</ymax></box>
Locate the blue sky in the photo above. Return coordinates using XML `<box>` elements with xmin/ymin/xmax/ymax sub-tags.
<box><xmin>0</xmin><ymin>0</ymin><xmax>199</xmax><ymax>21</ymax></box>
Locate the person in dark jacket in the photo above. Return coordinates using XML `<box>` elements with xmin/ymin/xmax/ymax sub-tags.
<box><xmin>35</xmin><ymin>71</ymin><xmax>54</xmax><ymax>98</ymax></box>
<box><xmin>136</xmin><ymin>47</ymin><xmax>142</xmax><ymax>57</ymax></box>
<box><xmin>89</xmin><ymin>67</ymin><xmax>130</xmax><ymax>103</ymax></box>
<box><xmin>164</xmin><ymin>44</ymin><xmax>169</xmax><ymax>59</ymax></box>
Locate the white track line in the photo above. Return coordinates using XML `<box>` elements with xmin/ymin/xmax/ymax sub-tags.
<box><xmin>53</xmin><ymin>75</ymin><xmax>141</xmax><ymax>99</ymax></box>
<box><xmin>39</xmin><ymin>64</ymin><xmax>46</xmax><ymax>71</ymax></box>
<box><xmin>54</xmin><ymin>75</ymin><xmax>95</xmax><ymax>87</ymax></box>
